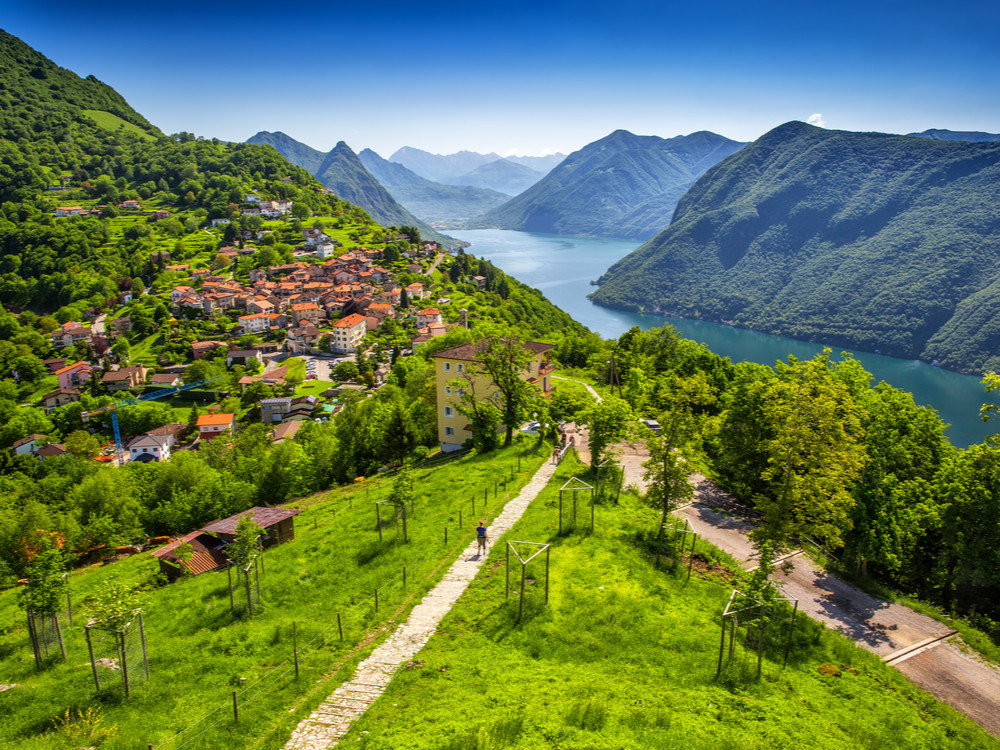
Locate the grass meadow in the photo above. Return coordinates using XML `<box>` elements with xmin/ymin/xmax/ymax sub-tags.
<box><xmin>0</xmin><ymin>442</ymin><xmax>548</xmax><ymax>748</ymax></box>
<box><xmin>342</xmin><ymin>453</ymin><xmax>999</xmax><ymax>750</ymax></box>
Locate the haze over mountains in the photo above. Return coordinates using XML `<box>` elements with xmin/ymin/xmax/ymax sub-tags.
<box><xmin>470</xmin><ymin>130</ymin><xmax>747</xmax><ymax>240</ymax></box>
<box><xmin>388</xmin><ymin>147</ymin><xmax>565</xmax><ymax>194</ymax></box>
<box><xmin>592</xmin><ymin>121</ymin><xmax>1000</xmax><ymax>374</ymax></box>
<box><xmin>357</xmin><ymin>149</ymin><xmax>509</xmax><ymax>226</ymax></box>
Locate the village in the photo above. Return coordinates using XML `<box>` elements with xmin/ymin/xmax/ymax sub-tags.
<box><xmin>15</xmin><ymin>193</ymin><xmax>493</xmax><ymax>467</ymax></box>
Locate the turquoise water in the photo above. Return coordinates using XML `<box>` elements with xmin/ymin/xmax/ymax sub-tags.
<box><xmin>450</xmin><ymin>229</ymin><xmax>998</xmax><ymax>448</ymax></box>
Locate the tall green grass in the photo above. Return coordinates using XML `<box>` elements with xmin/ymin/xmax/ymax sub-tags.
<box><xmin>0</xmin><ymin>442</ymin><xmax>548</xmax><ymax>748</ymax></box>
<box><xmin>344</xmin><ymin>454</ymin><xmax>999</xmax><ymax>750</ymax></box>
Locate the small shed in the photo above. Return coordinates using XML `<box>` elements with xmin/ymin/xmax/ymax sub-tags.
<box><xmin>200</xmin><ymin>507</ymin><xmax>300</xmax><ymax>549</ymax></box>
<box><xmin>152</xmin><ymin>531</ymin><xmax>230</xmax><ymax>581</ymax></box>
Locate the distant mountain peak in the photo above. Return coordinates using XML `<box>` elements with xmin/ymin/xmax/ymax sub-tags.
<box><xmin>470</xmin><ymin>129</ymin><xmax>747</xmax><ymax>240</ymax></box>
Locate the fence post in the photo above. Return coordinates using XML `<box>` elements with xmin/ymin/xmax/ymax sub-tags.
<box><xmin>67</xmin><ymin>593</ymin><xmax>73</xmax><ymax>627</ymax></box>
<box><xmin>139</xmin><ymin>613</ymin><xmax>149</xmax><ymax>679</ymax></box>
<box><xmin>494</xmin><ymin>481</ymin><xmax>497</xmax><ymax>499</ymax></box>
<box><xmin>459</xmin><ymin>510</ymin><xmax>462</xmax><ymax>529</ymax></box>
<box><xmin>337</xmin><ymin>612</ymin><xmax>343</xmax><ymax>641</ymax></box>
<box><xmin>86</xmin><ymin>626</ymin><xmax>100</xmax><ymax>691</ymax></box>
<box><xmin>54</xmin><ymin>613</ymin><xmax>66</xmax><ymax>660</ymax></box>
<box><xmin>444</xmin><ymin>526</ymin><xmax>448</xmax><ymax>544</ymax></box>
<box><xmin>403</xmin><ymin>566</ymin><xmax>407</xmax><ymax>591</ymax></box>
<box><xmin>232</xmin><ymin>690</ymin><xmax>239</xmax><ymax>723</ymax></box>
<box><xmin>293</xmin><ymin>621</ymin><xmax>300</xmax><ymax>679</ymax></box>
<box><xmin>119</xmin><ymin>629</ymin><xmax>130</xmax><ymax>698</ymax></box>
<box><xmin>374</xmin><ymin>588</ymin><xmax>379</xmax><ymax>613</ymax></box>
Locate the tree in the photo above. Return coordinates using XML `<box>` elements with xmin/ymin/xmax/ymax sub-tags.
<box><xmin>642</xmin><ymin>432</ymin><xmax>693</xmax><ymax>547</ymax></box>
<box><xmin>581</xmin><ymin>395</ymin><xmax>633</xmax><ymax>469</ymax></box>
<box><xmin>456</xmin><ymin>325</ymin><xmax>540</xmax><ymax>447</ymax></box>
<box><xmin>64</xmin><ymin>430</ymin><xmax>100</xmax><ymax>459</ymax></box>
<box><xmin>88</xmin><ymin>575</ymin><xmax>142</xmax><ymax>630</ymax></box>
<box><xmin>751</xmin><ymin>351</ymin><xmax>866</xmax><ymax>568</ymax></box>
<box><xmin>18</xmin><ymin>545</ymin><xmax>66</xmax><ymax>616</ymax></box>
<box><xmin>333</xmin><ymin>360</ymin><xmax>359</xmax><ymax>382</ymax></box>
<box><xmin>227</xmin><ymin>515</ymin><xmax>263</xmax><ymax>615</ymax></box>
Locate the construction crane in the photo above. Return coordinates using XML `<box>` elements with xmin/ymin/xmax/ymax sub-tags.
<box><xmin>82</xmin><ymin>375</ymin><xmax>226</xmax><ymax>465</ymax></box>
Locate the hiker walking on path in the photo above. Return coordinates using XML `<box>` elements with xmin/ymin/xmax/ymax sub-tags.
<box><xmin>476</xmin><ymin>520</ymin><xmax>489</xmax><ymax>555</ymax></box>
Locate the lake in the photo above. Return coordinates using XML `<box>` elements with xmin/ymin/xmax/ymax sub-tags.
<box><xmin>449</xmin><ymin>229</ymin><xmax>998</xmax><ymax>448</ymax></box>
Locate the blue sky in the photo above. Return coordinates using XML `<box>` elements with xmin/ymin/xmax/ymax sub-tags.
<box><xmin>5</xmin><ymin>0</ymin><xmax>999</xmax><ymax>157</ymax></box>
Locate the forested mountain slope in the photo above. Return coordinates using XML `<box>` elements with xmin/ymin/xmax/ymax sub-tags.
<box><xmin>358</xmin><ymin>148</ymin><xmax>509</xmax><ymax>225</ymax></box>
<box><xmin>592</xmin><ymin>121</ymin><xmax>1000</xmax><ymax>373</ymax></box>
<box><xmin>472</xmin><ymin>129</ymin><xmax>746</xmax><ymax>240</ymax></box>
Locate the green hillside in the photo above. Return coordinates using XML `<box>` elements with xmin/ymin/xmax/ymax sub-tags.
<box><xmin>592</xmin><ymin>122</ymin><xmax>1000</xmax><ymax>374</ymax></box>
<box><xmin>472</xmin><ymin>129</ymin><xmax>746</xmax><ymax>240</ymax></box>
<box><xmin>0</xmin><ymin>445</ymin><xmax>549</xmax><ymax>748</ymax></box>
<box><xmin>345</xmin><ymin>454</ymin><xmax>998</xmax><ymax>749</ymax></box>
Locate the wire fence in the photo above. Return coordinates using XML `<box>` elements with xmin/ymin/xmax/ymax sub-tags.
<box><xmin>149</xmin><ymin>448</ymin><xmax>544</xmax><ymax>750</ymax></box>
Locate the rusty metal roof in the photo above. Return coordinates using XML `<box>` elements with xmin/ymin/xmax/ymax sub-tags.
<box><xmin>199</xmin><ymin>507</ymin><xmax>300</xmax><ymax>536</ymax></box>
<box><xmin>152</xmin><ymin>532</ymin><xmax>229</xmax><ymax>576</ymax></box>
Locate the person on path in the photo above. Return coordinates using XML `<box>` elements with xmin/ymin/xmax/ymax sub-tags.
<box><xmin>552</xmin><ymin>445</ymin><xmax>561</xmax><ymax>464</ymax></box>
<box><xmin>476</xmin><ymin>520</ymin><xmax>488</xmax><ymax>556</ymax></box>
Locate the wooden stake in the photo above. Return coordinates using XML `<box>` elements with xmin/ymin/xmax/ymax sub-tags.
<box><xmin>86</xmin><ymin>626</ymin><xmax>100</xmax><ymax>691</ymax></box>
<box><xmin>337</xmin><ymin>612</ymin><xmax>343</xmax><ymax>641</ymax></box>
<box><xmin>374</xmin><ymin>588</ymin><xmax>379</xmax><ymax>613</ymax></box>
<box><xmin>232</xmin><ymin>690</ymin><xmax>239</xmax><ymax>723</ymax></box>
<box><xmin>293</xmin><ymin>622</ymin><xmax>300</xmax><ymax>679</ymax></box>
<box><xmin>403</xmin><ymin>566</ymin><xmax>407</xmax><ymax>590</ymax></box>
<box><xmin>139</xmin><ymin>613</ymin><xmax>149</xmax><ymax>679</ymax></box>
<box><xmin>67</xmin><ymin>593</ymin><xmax>73</xmax><ymax>627</ymax></box>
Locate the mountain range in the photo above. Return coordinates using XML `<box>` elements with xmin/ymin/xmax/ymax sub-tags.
<box><xmin>388</xmin><ymin>147</ymin><xmax>565</xmax><ymax>194</ymax></box>
<box><xmin>357</xmin><ymin>149</ymin><xmax>508</xmax><ymax>226</ymax></box>
<box><xmin>592</xmin><ymin>121</ymin><xmax>1000</xmax><ymax>374</ymax></box>
<box><xmin>470</xmin><ymin>129</ymin><xmax>747</xmax><ymax>240</ymax></box>
<box><xmin>246</xmin><ymin>131</ymin><xmax>456</xmax><ymax>246</ymax></box>
<box><xmin>908</xmin><ymin>129</ymin><xmax>1000</xmax><ymax>143</ymax></box>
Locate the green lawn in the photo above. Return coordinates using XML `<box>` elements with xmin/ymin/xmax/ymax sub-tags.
<box><xmin>343</xmin><ymin>453</ymin><xmax>999</xmax><ymax>750</ymax></box>
<box><xmin>80</xmin><ymin>110</ymin><xmax>156</xmax><ymax>140</ymax></box>
<box><xmin>0</xmin><ymin>442</ymin><xmax>549</xmax><ymax>749</ymax></box>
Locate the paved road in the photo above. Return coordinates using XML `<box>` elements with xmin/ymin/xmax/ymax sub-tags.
<box><xmin>566</xmin><ymin>377</ymin><xmax>1000</xmax><ymax>737</ymax></box>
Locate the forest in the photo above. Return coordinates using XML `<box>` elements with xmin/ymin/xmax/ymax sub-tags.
<box><xmin>591</xmin><ymin>120</ymin><xmax>1000</xmax><ymax>374</ymax></box>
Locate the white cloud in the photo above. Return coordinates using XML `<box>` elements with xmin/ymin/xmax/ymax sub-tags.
<box><xmin>807</xmin><ymin>113</ymin><xmax>827</xmax><ymax>127</ymax></box>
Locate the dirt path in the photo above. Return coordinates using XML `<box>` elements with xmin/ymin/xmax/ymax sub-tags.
<box><xmin>284</xmin><ymin>457</ymin><xmax>561</xmax><ymax>749</ymax></box>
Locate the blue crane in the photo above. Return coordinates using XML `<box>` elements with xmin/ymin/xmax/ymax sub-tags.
<box><xmin>82</xmin><ymin>375</ymin><xmax>226</xmax><ymax>465</ymax></box>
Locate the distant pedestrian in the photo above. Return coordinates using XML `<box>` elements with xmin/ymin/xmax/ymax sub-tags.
<box><xmin>552</xmin><ymin>446</ymin><xmax>561</xmax><ymax>464</ymax></box>
<box><xmin>476</xmin><ymin>520</ymin><xmax>488</xmax><ymax>555</ymax></box>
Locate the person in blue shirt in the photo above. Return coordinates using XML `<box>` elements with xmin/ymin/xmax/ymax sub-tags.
<box><xmin>476</xmin><ymin>520</ymin><xmax>488</xmax><ymax>556</ymax></box>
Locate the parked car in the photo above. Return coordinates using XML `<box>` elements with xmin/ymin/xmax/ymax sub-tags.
<box><xmin>641</xmin><ymin>419</ymin><xmax>661</xmax><ymax>433</ymax></box>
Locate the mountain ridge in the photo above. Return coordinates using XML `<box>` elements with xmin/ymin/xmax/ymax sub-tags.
<box><xmin>591</xmin><ymin>121</ymin><xmax>1000</xmax><ymax>373</ymax></box>
<box><xmin>358</xmin><ymin>149</ymin><xmax>509</xmax><ymax>225</ymax></box>
<box><xmin>470</xmin><ymin>129</ymin><xmax>747</xmax><ymax>240</ymax></box>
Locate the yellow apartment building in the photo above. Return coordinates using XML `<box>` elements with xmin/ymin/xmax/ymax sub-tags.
<box><xmin>431</xmin><ymin>338</ymin><xmax>555</xmax><ymax>452</ymax></box>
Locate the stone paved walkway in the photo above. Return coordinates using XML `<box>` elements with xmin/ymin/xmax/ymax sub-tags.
<box><xmin>284</xmin><ymin>457</ymin><xmax>560</xmax><ymax>749</ymax></box>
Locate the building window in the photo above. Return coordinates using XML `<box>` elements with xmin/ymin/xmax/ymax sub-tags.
<box><xmin>444</xmin><ymin>406</ymin><xmax>454</xmax><ymax>418</ymax></box>
<box><xmin>444</xmin><ymin>362</ymin><xmax>451</xmax><ymax>372</ymax></box>
<box><xmin>445</xmin><ymin>426</ymin><xmax>455</xmax><ymax>437</ymax></box>
<box><xmin>457</xmin><ymin>364</ymin><xmax>464</xmax><ymax>372</ymax></box>
<box><xmin>444</xmin><ymin>386</ymin><xmax>451</xmax><ymax>395</ymax></box>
